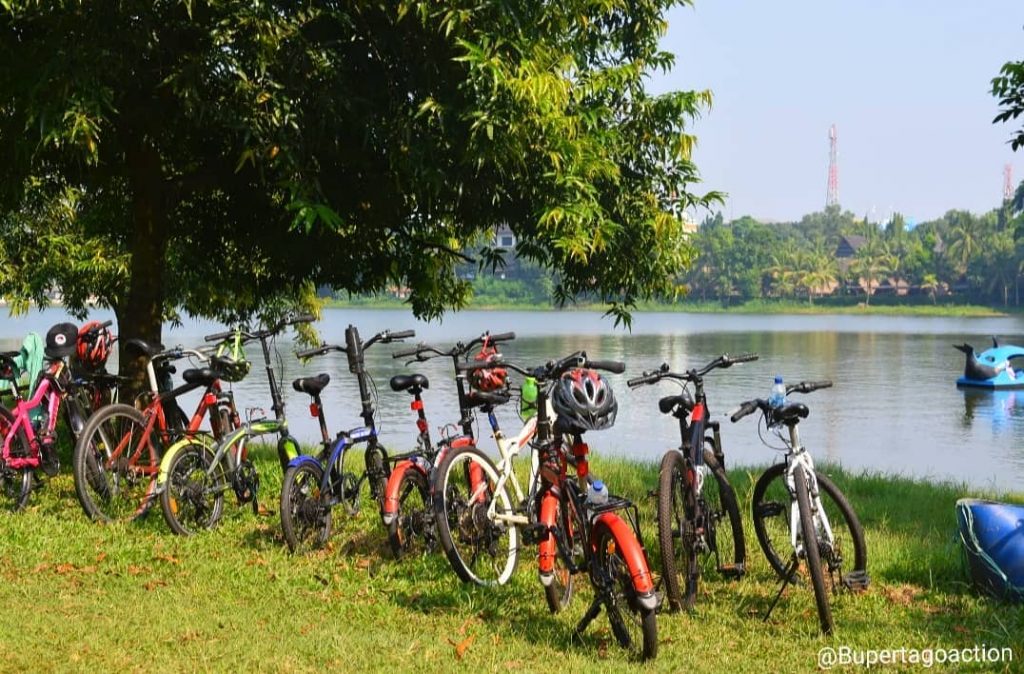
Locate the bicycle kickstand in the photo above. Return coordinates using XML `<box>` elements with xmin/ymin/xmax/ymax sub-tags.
<box><xmin>574</xmin><ymin>596</ymin><xmax>603</xmax><ymax>638</ymax></box>
<box><xmin>764</xmin><ymin>558</ymin><xmax>799</xmax><ymax>623</ymax></box>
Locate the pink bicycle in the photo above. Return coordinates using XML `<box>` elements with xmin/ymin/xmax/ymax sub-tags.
<box><xmin>0</xmin><ymin>322</ymin><xmax>119</xmax><ymax>510</ymax></box>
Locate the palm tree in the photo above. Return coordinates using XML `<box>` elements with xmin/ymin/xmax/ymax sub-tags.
<box><xmin>920</xmin><ymin>273</ymin><xmax>939</xmax><ymax>305</ymax></box>
<box><xmin>799</xmin><ymin>248</ymin><xmax>838</xmax><ymax>305</ymax></box>
<box><xmin>946</xmin><ymin>212</ymin><xmax>986</xmax><ymax>277</ymax></box>
<box><xmin>766</xmin><ymin>251</ymin><xmax>799</xmax><ymax>299</ymax></box>
<box><xmin>848</xmin><ymin>238</ymin><xmax>891</xmax><ymax>305</ymax></box>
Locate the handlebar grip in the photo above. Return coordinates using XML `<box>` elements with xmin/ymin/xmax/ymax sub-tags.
<box><xmin>291</xmin><ymin>314</ymin><xmax>316</xmax><ymax>324</ymax></box>
<box><xmin>204</xmin><ymin>330</ymin><xmax>234</xmax><ymax>343</ymax></box>
<box><xmin>626</xmin><ymin>375</ymin><xmax>649</xmax><ymax>387</ymax></box>
<box><xmin>95</xmin><ymin>320</ymin><xmax>114</xmax><ymax>331</ymax></box>
<box><xmin>808</xmin><ymin>380</ymin><xmax>833</xmax><ymax>389</ymax></box>
<box><xmin>456</xmin><ymin>358</ymin><xmax>503</xmax><ymax>372</ymax></box>
<box><xmin>489</xmin><ymin>332</ymin><xmax>516</xmax><ymax>342</ymax></box>
<box><xmin>389</xmin><ymin>330</ymin><xmax>416</xmax><ymax>340</ymax></box>
<box><xmin>588</xmin><ymin>359</ymin><xmax>625</xmax><ymax>374</ymax></box>
<box><xmin>392</xmin><ymin>345</ymin><xmax>422</xmax><ymax>359</ymax></box>
<box><xmin>729</xmin><ymin>400</ymin><xmax>760</xmax><ymax>423</ymax></box>
<box><xmin>296</xmin><ymin>346</ymin><xmax>331</xmax><ymax>359</ymax></box>
<box><xmin>729</xmin><ymin>352</ymin><xmax>759</xmax><ymax>364</ymax></box>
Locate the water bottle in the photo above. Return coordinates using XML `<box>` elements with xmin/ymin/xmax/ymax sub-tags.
<box><xmin>768</xmin><ymin>375</ymin><xmax>786</xmax><ymax>409</ymax></box>
<box><xmin>587</xmin><ymin>480</ymin><xmax>609</xmax><ymax>507</ymax></box>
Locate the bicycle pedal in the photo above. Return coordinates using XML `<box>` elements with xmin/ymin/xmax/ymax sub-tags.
<box><xmin>842</xmin><ymin>570</ymin><xmax>870</xmax><ymax>592</ymax></box>
<box><xmin>521</xmin><ymin>523</ymin><xmax>549</xmax><ymax>545</ymax></box>
<box><xmin>719</xmin><ymin>563</ymin><xmax>745</xmax><ymax>580</ymax></box>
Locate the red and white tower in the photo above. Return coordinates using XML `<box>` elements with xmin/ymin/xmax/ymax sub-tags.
<box><xmin>826</xmin><ymin>124</ymin><xmax>839</xmax><ymax>208</ymax></box>
<box><xmin>1003</xmin><ymin>163</ymin><xmax>1014</xmax><ymax>202</ymax></box>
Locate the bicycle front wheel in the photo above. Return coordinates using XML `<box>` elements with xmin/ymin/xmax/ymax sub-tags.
<box><xmin>794</xmin><ymin>468</ymin><xmax>832</xmax><ymax>635</ymax></box>
<box><xmin>280</xmin><ymin>460</ymin><xmax>332</xmax><ymax>552</ymax></box>
<box><xmin>593</xmin><ymin>519</ymin><xmax>658</xmax><ymax>661</ymax></box>
<box><xmin>752</xmin><ymin>463</ymin><xmax>867</xmax><ymax>583</ymax></box>
<box><xmin>657</xmin><ymin>450</ymin><xmax>698</xmax><ymax>611</ymax></box>
<box><xmin>543</xmin><ymin>484</ymin><xmax>586</xmax><ymax>613</ymax></box>
<box><xmin>73</xmin><ymin>404</ymin><xmax>161</xmax><ymax>523</ymax></box>
<box><xmin>161</xmin><ymin>442</ymin><xmax>227</xmax><ymax>536</ymax></box>
<box><xmin>432</xmin><ymin>446</ymin><xmax>518</xmax><ymax>586</ymax></box>
<box><xmin>388</xmin><ymin>467</ymin><xmax>433</xmax><ymax>559</ymax></box>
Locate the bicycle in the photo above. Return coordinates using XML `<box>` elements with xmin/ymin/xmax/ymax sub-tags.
<box><xmin>277</xmin><ymin>324</ymin><xmax>414</xmax><ymax>552</ymax></box>
<box><xmin>0</xmin><ymin>322</ymin><xmax>121</xmax><ymax>510</ymax></box>
<box><xmin>159</xmin><ymin>314</ymin><xmax>315</xmax><ymax>535</ymax></box>
<box><xmin>73</xmin><ymin>335</ymin><xmax>242</xmax><ymax>523</ymax></box>
<box><xmin>435</xmin><ymin>351</ymin><xmax>659</xmax><ymax>660</ymax></box>
<box><xmin>626</xmin><ymin>354</ymin><xmax>755</xmax><ymax>612</ymax></box>
<box><xmin>730</xmin><ymin>379</ymin><xmax>869</xmax><ymax>635</ymax></box>
<box><xmin>383</xmin><ymin>331</ymin><xmax>516</xmax><ymax>558</ymax></box>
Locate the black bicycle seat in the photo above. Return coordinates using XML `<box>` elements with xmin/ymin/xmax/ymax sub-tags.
<box><xmin>390</xmin><ymin>373</ymin><xmax>429</xmax><ymax>393</ymax></box>
<box><xmin>659</xmin><ymin>393</ymin><xmax>694</xmax><ymax>415</ymax></box>
<box><xmin>183</xmin><ymin>368</ymin><xmax>220</xmax><ymax>386</ymax></box>
<box><xmin>465</xmin><ymin>389</ymin><xmax>511</xmax><ymax>408</ymax></box>
<box><xmin>773</xmin><ymin>402</ymin><xmax>809</xmax><ymax>424</ymax></box>
<box><xmin>293</xmin><ymin>373</ymin><xmax>330</xmax><ymax>397</ymax></box>
<box><xmin>124</xmin><ymin>338</ymin><xmax>165</xmax><ymax>358</ymax></box>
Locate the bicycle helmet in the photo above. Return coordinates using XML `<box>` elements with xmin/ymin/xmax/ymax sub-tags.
<box><xmin>551</xmin><ymin>368</ymin><xmax>618</xmax><ymax>432</ymax></box>
<box><xmin>468</xmin><ymin>336</ymin><xmax>508</xmax><ymax>393</ymax></box>
<box><xmin>76</xmin><ymin>321</ymin><xmax>115</xmax><ymax>369</ymax></box>
<box><xmin>212</xmin><ymin>330</ymin><xmax>251</xmax><ymax>383</ymax></box>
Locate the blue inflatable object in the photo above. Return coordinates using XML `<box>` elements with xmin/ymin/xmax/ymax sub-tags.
<box><xmin>954</xmin><ymin>340</ymin><xmax>1024</xmax><ymax>389</ymax></box>
<box><xmin>956</xmin><ymin>498</ymin><xmax>1024</xmax><ymax>601</ymax></box>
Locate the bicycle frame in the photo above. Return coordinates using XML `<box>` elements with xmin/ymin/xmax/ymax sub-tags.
<box><xmin>780</xmin><ymin>424</ymin><xmax>837</xmax><ymax>558</ymax></box>
<box><xmin>1</xmin><ymin>365</ymin><xmax>63</xmax><ymax>470</ymax></box>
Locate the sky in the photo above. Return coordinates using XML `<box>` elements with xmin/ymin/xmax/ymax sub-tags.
<box><xmin>653</xmin><ymin>0</ymin><xmax>1024</xmax><ymax>224</ymax></box>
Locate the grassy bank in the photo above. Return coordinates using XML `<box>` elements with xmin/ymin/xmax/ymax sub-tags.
<box><xmin>325</xmin><ymin>296</ymin><xmax>1007</xmax><ymax>318</ymax></box>
<box><xmin>0</xmin><ymin>450</ymin><xmax>1020</xmax><ymax>672</ymax></box>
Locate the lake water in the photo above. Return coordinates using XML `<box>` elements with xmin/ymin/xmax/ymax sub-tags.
<box><xmin>3</xmin><ymin>307</ymin><xmax>1023</xmax><ymax>491</ymax></box>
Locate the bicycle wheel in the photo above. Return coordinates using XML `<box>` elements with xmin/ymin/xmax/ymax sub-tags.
<box><xmin>752</xmin><ymin>463</ymin><xmax>867</xmax><ymax>583</ymax></box>
<box><xmin>73</xmin><ymin>404</ymin><xmax>160</xmax><ymax>522</ymax></box>
<box><xmin>388</xmin><ymin>467</ymin><xmax>433</xmax><ymax>559</ymax></box>
<box><xmin>794</xmin><ymin>468</ymin><xmax>832</xmax><ymax>634</ymax></box>
<box><xmin>161</xmin><ymin>442</ymin><xmax>227</xmax><ymax>536</ymax></box>
<box><xmin>657</xmin><ymin>450</ymin><xmax>698</xmax><ymax>611</ymax></box>
<box><xmin>0</xmin><ymin>406</ymin><xmax>32</xmax><ymax>511</ymax></box>
<box><xmin>543</xmin><ymin>485</ymin><xmax>586</xmax><ymax>613</ymax></box>
<box><xmin>592</xmin><ymin>519</ymin><xmax>658</xmax><ymax>661</ymax></box>
<box><xmin>281</xmin><ymin>461</ymin><xmax>332</xmax><ymax>553</ymax></box>
<box><xmin>432</xmin><ymin>446</ymin><xmax>518</xmax><ymax>586</ymax></box>
<box><xmin>701</xmin><ymin>446</ymin><xmax>746</xmax><ymax>579</ymax></box>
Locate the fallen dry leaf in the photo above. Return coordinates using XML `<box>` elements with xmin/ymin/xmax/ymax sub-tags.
<box><xmin>55</xmin><ymin>563</ymin><xmax>75</xmax><ymax>574</ymax></box>
<box><xmin>143</xmin><ymin>579</ymin><xmax>167</xmax><ymax>591</ymax></box>
<box><xmin>452</xmin><ymin>635</ymin><xmax>475</xmax><ymax>660</ymax></box>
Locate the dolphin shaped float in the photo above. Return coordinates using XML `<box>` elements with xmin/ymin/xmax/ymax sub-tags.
<box><xmin>955</xmin><ymin>338</ymin><xmax>1024</xmax><ymax>389</ymax></box>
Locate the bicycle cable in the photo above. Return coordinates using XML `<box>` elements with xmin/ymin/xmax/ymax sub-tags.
<box><xmin>756</xmin><ymin>412</ymin><xmax>791</xmax><ymax>452</ymax></box>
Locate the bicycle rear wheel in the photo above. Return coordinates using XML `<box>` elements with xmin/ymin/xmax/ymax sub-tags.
<box><xmin>73</xmin><ymin>404</ymin><xmax>161</xmax><ymax>523</ymax></box>
<box><xmin>388</xmin><ymin>467</ymin><xmax>433</xmax><ymax>559</ymax></box>
<box><xmin>0</xmin><ymin>406</ymin><xmax>32</xmax><ymax>511</ymax></box>
<box><xmin>161</xmin><ymin>442</ymin><xmax>227</xmax><ymax>535</ymax></box>
<box><xmin>794</xmin><ymin>468</ymin><xmax>832</xmax><ymax>635</ymax></box>
<box><xmin>657</xmin><ymin>450</ymin><xmax>698</xmax><ymax>611</ymax></box>
<box><xmin>701</xmin><ymin>447</ymin><xmax>746</xmax><ymax>579</ymax></box>
<box><xmin>432</xmin><ymin>446</ymin><xmax>518</xmax><ymax>586</ymax></box>
<box><xmin>752</xmin><ymin>463</ymin><xmax>867</xmax><ymax>583</ymax></box>
<box><xmin>281</xmin><ymin>461</ymin><xmax>332</xmax><ymax>553</ymax></box>
<box><xmin>593</xmin><ymin>519</ymin><xmax>658</xmax><ymax>661</ymax></box>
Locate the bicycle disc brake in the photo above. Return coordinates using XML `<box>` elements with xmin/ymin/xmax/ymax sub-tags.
<box><xmin>232</xmin><ymin>460</ymin><xmax>259</xmax><ymax>504</ymax></box>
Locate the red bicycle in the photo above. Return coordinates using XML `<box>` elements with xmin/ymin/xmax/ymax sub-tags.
<box><xmin>72</xmin><ymin>334</ymin><xmax>242</xmax><ymax>523</ymax></box>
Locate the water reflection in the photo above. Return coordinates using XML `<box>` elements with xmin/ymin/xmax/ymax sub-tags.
<box><xmin>962</xmin><ymin>388</ymin><xmax>1024</xmax><ymax>434</ymax></box>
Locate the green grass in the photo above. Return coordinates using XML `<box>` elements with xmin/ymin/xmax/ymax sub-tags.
<box><xmin>0</xmin><ymin>448</ymin><xmax>1021</xmax><ymax>672</ymax></box>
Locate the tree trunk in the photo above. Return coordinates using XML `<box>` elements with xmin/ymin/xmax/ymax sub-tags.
<box><xmin>117</xmin><ymin>140</ymin><xmax>168</xmax><ymax>396</ymax></box>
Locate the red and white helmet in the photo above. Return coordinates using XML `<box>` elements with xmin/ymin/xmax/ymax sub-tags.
<box><xmin>76</xmin><ymin>321</ymin><xmax>114</xmax><ymax>369</ymax></box>
<box><xmin>468</xmin><ymin>336</ymin><xmax>508</xmax><ymax>393</ymax></box>
<box><xmin>551</xmin><ymin>368</ymin><xmax>618</xmax><ymax>432</ymax></box>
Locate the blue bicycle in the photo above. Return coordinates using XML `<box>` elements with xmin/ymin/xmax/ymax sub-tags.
<box><xmin>279</xmin><ymin>324</ymin><xmax>413</xmax><ymax>552</ymax></box>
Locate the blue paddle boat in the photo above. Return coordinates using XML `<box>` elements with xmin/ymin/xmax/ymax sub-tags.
<box><xmin>957</xmin><ymin>498</ymin><xmax>1024</xmax><ymax>601</ymax></box>
<box><xmin>954</xmin><ymin>338</ymin><xmax>1024</xmax><ymax>389</ymax></box>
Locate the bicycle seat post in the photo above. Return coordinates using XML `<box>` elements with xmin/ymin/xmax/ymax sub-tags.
<box><xmin>312</xmin><ymin>394</ymin><xmax>329</xmax><ymax>446</ymax></box>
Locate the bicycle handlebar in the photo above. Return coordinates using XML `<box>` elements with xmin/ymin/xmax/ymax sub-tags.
<box><xmin>787</xmin><ymin>380</ymin><xmax>833</xmax><ymax>395</ymax></box>
<box><xmin>82</xmin><ymin>320</ymin><xmax>114</xmax><ymax>336</ymax></box>
<box><xmin>729</xmin><ymin>399</ymin><xmax>763</xmax><ymax>423</ymax></box>
<box><xmin>295</xmin><ymin>345</ymin><xmax>342</xmax><ymax>359</ymax></box>
<box><xmin>392</xmin><ymin>331</ymin><xmax>515</xmax><ymax>362</ymax></box>
<box><xmin>729</xmin><ymin>379</ymin><xmax>832</xmax><ymax>423</ymax></box>
<box><xmin>628</xmin><ymin>352</ymin><xmax>759</xmax><ymax>388</ymax></box>
<box><xmin>204</xmin><ymin>313</ymin><xmax>318</xmax><ymax>343</ymax></box>
<box><xmin>463</xmin><ymin>351</ymin><xmax>624</xmax><ymax>380</ymax></box>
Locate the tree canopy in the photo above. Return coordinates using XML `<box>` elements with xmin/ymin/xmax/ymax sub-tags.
<box><xmin>993</xmin><ymin>57</ymin><xmax>1024</xmax><ymax>151</ymax></box>
<box><xmin>0</xmin><ymin>0</ymin><xmax>719</xmax><ymax>354</ymax></box>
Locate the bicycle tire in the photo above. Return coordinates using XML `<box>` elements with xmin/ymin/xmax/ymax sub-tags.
<box><xmin>160</xmin><ymin>442</ymin><xmax>226</xmax><ymax>535</ymax></box>
<box><xmin>593</xmin><ymin>519</ymin><xmax>658</xmax><ymax>661</ymax></box>
<box><xmin>388</xmin><ymin>467</ymin><xmax>433</xmax><ymax>559</ymax></box>
<box><xmin>701</xmin><ymin>446</ymin><xmax>746</xmax><ymax>579</ymax></box>
<box><xmin>752</xmin><ymin>463</ymin><xmax>867</xmax><ymax>583</ymax></box>
<box><xmin>432</xmin><ymin>445</ymin><xmax>518</xmax><ymax>586</ymax></box>
<box><xmin>794</xmin><ymin>468</ymin><xmax>833</xmax><ymax>635</ymax></box>
<box><xmin>0</xmin><ymin>406</ymin><xmax>33</xmax><ymax>511</ymax></box>
<box><xmin>281</xmin><ymin>460</ymin><xmax>332</xmax><ymax>552</ymax></box>
<box><xmin>72</xmin><ymin>404</ymin><xmax>160</xmax><ymax>523</ymax></box>
<box><xmin>543</xmin><ymin>484</ymin><xmax>586</xmax><ymax>613</ymax></box>
<box><xmin>657</xmin><ymin>450</ymin><xmax>698</xmax><ymax>611</ymax></box>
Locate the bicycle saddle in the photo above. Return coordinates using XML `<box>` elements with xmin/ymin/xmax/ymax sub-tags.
<box><xmin>293</xmin><ymin>373</ymin><xmax>330</xmax><ymax>397</ymax></box>
<box><xmin>124</xmin><ymin>338</ymin><xmax>165</xmax><ymax>358</ymax></box>
<box><xmin>773</xmin><ymin>402</ymin><xmax>809</xmax><ymax>424</ymax></box>
<box><xmin>389</xmin><ymin>373</ymin><xmax>428</xmax><ymax>393</ymax></box>
<box><xmin>659</xmin><ymin>393</ymin><xmax>694</xmax><ymax>415</ymax></box>
<box><xmin>183</xmin><ymin>367</ymin><xmax>220</xmax><ymax>386</ymax></box>
<box><xmin>466</xmin><ymin>389</ymin><xmax>510</xmax><ymax>408</ymax></box>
